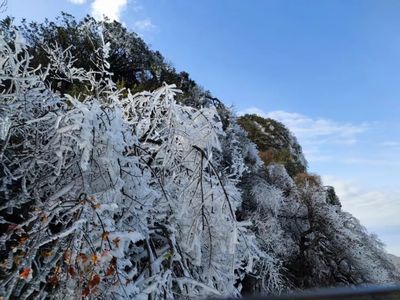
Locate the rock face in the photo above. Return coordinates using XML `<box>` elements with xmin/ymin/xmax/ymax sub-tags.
<box><xmin>237</xmin><ymin>114</ymin><xmax>307</xmax><ymax>177</ymax></box>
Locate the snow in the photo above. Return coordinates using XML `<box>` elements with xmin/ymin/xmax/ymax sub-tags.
<box><xmin>1</xmin><ymin>22</ymin><xmax>398</xmax><ymax>299</ymax></box>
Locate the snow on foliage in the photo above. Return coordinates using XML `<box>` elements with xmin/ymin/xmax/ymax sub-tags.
<box><xmin>0</xmin><ymin>26</ymin><xmax>262</xmax><ymax>299</ymax></box>
<box><xmin>0</xmin><ymin>19</ymin><xmax>399</xmax><ymax>300</ymax></box>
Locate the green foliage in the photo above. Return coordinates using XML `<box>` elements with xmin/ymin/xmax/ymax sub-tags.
<box><xmin>6</xmin><ymin>13</ymin><xmax>199</xmax><ymax>101</ymax></box>
<box><xmin>238</xmin><ymin>114</ymin><xmax>306</xmax><ymax>176</ymax></box>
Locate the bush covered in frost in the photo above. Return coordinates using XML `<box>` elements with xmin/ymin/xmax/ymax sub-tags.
<box><xmin>0</xmin><ymin>16</ymin><xmax>398</xmax><ymax>299</ymax></box>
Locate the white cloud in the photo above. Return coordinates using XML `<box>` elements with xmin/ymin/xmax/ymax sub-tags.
<box><xmin>68</xmin><ymin>0</ymin><xmax>87</xmax><ymax>4</ymax></box>
<box><xmin>68</xmin><ymin>0</ymin><xmax>154</xmax><ymax>33</ymax></box>
<box><xmin>322</xmin><ymin>175</ymin><xmax>400</xmax><ymax>255</ymax></box>
<box><xmin>238</xmin><ymin>107</ymin><xmax>368</xmax><ymax>145</ymax></box>
<box><xmin>237</xmin><ymin>107</ymin><xmax>266</xmax><ymax>117</ymax></box>
<box><xmin>322</xmin><ymin>176</ymin><xmax>400</xmax><ymax>228</ymax></box>
<box><xmin>91</xmin><ymin>0</ymin><xmax>128</xmax><ymax>21</ymax></box>
<box><xmin>382</xmin><ymin>141</ymin><xmax>400</xmax><ymax>147</ymax></box>
<box><xmin>341</xmin><ymin>158</ymin><xmax>400</xmax><ymax>166</ymax></box>
<box><xmin>302</xmin><ymin>150</ymin><xmax>333</xmax><ymax>162</ymax></box>
<box><xmin>133</xmin><ymin>18</ymin><xmax>156</xmax><ymax>32</ymax></box>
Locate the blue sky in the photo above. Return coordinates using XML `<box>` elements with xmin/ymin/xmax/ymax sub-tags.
<box><xmin>4</xmin><ymin>0</ymin><xmax>400</xmax><ymax>255</ymax></box>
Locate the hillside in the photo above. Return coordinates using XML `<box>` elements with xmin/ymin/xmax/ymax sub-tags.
<box><xmin>0</xmin><ymin>15</ymin><xmax>399</xmax><ymax>299</ymax></box>
<box><xmin>237</xmin><ymin>114</ymin><xmax>307</xmax><ymax>177</ymax></box>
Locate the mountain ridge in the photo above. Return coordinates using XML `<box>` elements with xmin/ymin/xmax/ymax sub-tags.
<box><xmin>0</xmin><ymin>14</ymin><xmax>399</xmax><ymax>299</ymax></box>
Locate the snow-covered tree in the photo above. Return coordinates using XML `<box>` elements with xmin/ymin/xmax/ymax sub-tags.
<box><xmin>1</xmin><ymin>15</ymin><xmax>399</xmax><ymax>300</ymax></box>
<box><xmin>0</xmin><ymin>25</ymin><xmax>264</xmax><ymax>299</ymax></box>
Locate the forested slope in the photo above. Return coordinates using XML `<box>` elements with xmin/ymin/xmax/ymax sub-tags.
<box><xmin>0</xmin><ymin>15</ymin><xmax>398</xmax><ymax>299</ymax></box>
